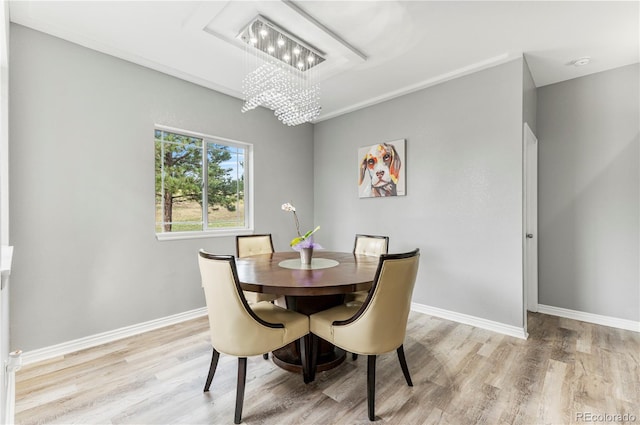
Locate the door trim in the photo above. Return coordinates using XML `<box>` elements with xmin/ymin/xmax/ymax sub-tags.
<box><xmin>523</xmin><ymin>122</ymin><xmax>539</xmax><ymax>330</ymax></box>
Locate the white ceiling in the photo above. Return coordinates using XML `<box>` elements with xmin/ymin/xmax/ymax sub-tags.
<box><xmin>9</xmin><ymin>1</ymin><xmax>639</xmax><ymax>122</ymax></box>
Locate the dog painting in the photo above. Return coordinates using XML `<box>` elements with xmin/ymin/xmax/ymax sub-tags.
<box><xmin>358</xmin><ymin>140</ymin><xmax>406</xmax><ymax>198</ymax></box>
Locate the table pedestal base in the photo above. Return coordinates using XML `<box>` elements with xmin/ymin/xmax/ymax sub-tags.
<box><xmin>272</xmin><ymin>346</ymin><xmax>345</xmax><ymax>374</ymax></box>
<box><xmin>271</xmin><ymin>295</ymin><xmax>346</xmax><ymax>378</ymax></box>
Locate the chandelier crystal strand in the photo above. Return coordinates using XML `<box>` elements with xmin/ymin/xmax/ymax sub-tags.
<box><xmin>239</xmin><ymin>16</ymin><xmax>322</xmax><ymax>126</ymax></box>
<box><xmin>242</xmin><ymin>61</ymin><xmax>321</xmax><ymax>126</ymax></box>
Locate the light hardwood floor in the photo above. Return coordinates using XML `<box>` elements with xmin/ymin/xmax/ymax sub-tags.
<box><xmin>16</xmin><ymin>312</ymin><xmax>640</xmax><ymax>425</ymax></box>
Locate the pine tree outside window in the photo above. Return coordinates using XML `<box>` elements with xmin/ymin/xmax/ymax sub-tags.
<box><xmin>155</xmin><ymin>126</ymin><xmax>252</xmax><ymax>240</ymax></box>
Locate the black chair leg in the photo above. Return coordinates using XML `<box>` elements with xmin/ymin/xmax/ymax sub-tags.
<box><xmin>352</xmin><ymin>353</ymin><xmax>358</xmax><ymax>361</ymax></box>
<box><xmin>234</xmin><ymin>357</ymin><xmax>247</xmax><ymax>424</ymax></box>
<box><xmin>263</xmin><ymin>353</ymin><xmax>269</xmax><ymax>360</ymax></box>
<box><xmin>203</xmin><ymin>348</ymin><xmax>220</xmax><ymax>392</ymax></box>
<box><xmin>396</xmin><ymin>345</ymin><xmax>413</xmax><ymax>387</ymax></box>
<box><xmin>367</xmin><ymin>355</ymin><xmax>377</xmax><ymax>421</ymax></box>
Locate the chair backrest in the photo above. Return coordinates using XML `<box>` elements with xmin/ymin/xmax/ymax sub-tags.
<box><xmin>236</xmin><ymin>234</ymin><xmax>275</xmax><ymax>258</ymax></box>
<box><xmin>353</xmin><ymin>234</ymin><xmax>389</xmax><ymax>257</ymax></box>
<box><xmin>198</xmin><ymin>250</ymin><xmax>283</xmax><ymax>357</ymax></box>
<box><xmin>334</xmin><ymin>249</ymin><xmax>420</xmax><ymax>354</ymax></box>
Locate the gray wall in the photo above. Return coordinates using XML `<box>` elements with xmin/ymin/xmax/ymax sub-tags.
<box><xmin>523</xmin><ymin>57</ymin><xmax>537</xmax><ymax>134</ymax></box>
<box><xmin>1</xmin><ymin>0</ymin><xmax>8</xmax><ymax>246</ymax></box>
<box><xmin>537</xmin><ymin>64</ymin><xmax>639</xmax><ymax>321</ymax></box>
<box><xmin>314</xmin><ymin>59</ymin><xmax>526</xmax><ymax>328</ymax></box>
<box><xmin>9</xmin><ymin>25</ymin><xmax>314</xmax><ymax>352</ymax></box>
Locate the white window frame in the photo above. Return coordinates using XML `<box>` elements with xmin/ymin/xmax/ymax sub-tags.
<box><xmin>155</xmin><ymin>125</ymin><xmax>254</xmax><ymax>241</ymax></box>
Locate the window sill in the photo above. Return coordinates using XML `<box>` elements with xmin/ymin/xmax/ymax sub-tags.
<box><xmin>155</xmin><ymin>229</ymin><xmax>254</xmax><ymax>241</ymax></box>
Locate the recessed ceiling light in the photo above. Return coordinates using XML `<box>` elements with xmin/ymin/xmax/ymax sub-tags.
<box><xmin>572</xmin><ymin>57</ymin><xmax>591</xmax><ymax>67</ymax></box>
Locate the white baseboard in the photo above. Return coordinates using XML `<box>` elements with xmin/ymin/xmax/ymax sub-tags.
<box><xmin>19</xmin><ymin>303</ymin><xmax>638</xmax><ymax>367</ymax></box>
<box><xmin>411</xmin><ymin>302</ymin><xmax>528</xmax><ymax>340</ymax></box>
<box><xmin>537</xmin><ymin>304</ymin><xmax>640</xmax><ymax>333</ymax></box>
<box><xmin>21</xmin><ymin>307</ymin><xmax>208</xmax><ymax>365</ymax></box>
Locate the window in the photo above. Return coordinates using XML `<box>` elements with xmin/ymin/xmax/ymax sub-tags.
<box><xmin>155</xmin><ymin>126</ymin><xmax>252</xmax><ymax>239</ymax></box>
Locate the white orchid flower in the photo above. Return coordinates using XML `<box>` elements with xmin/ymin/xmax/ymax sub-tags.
<box><xmin>282</xmin><ymin>201</ymin><xmax>320</xmax><ymax>250</ymax></box>
<box><xmin>281</xmin><ymin>203</ymin><xmax>296</xmax><ymax>212</ymax></box>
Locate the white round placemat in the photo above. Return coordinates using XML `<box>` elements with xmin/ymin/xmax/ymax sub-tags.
<box><xmin>278</xmin><ymin>258</ymin><xmax>339</xmax><ymax>270</ymax></box>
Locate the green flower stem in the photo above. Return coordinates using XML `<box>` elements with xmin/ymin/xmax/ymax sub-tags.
<box><xmin>293</xmin><ymin>211</ymin><xmax>301</xmax><ymax>237</ymax></box>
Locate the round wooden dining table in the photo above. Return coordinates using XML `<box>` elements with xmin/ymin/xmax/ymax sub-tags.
<box><xmin>235</xmin><ymin>251</ymin><xmax>379</xmax><ymax>375</ymax></box>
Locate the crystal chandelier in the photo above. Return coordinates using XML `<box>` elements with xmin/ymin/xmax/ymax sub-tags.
<box><xmin>238</xmin><ymin>16</ymin><xmax>324</xmax><ymax>126</ymax></box>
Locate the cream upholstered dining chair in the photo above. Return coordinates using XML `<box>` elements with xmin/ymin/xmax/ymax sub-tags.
<box><xmin>198</xmin><ymin>250</ymin><xmax>310</xmax><ymax>424</ymax></box>
<box><xmin>354</xmin><ymin>234</ymin><xmax>389</xmax><ymax>257</ymax></box>
<box><xmin>236</xmin><ymin>234</ymin><xmax>281</xmax><ymax>360</ymax></box>
<box><xmin>345</xmin><ymin>234</ymin><xmax>390</xmax><ymax>304</ymax></box>
<box><xmin>309</xmin><ymin>249</ymin><xmax>420</xmax><ymax>422</ymax></box>
<box><xmin>236</xmin><ymin>234</ymin><xmax>279</xmax><ymax>304</ymax></box>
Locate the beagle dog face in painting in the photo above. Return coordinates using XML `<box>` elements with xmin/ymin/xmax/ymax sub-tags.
<box><xmin>359</xmin><ymin>143</ymin><xmax>401</xmax><ymax>197</ymax></box>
